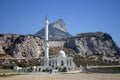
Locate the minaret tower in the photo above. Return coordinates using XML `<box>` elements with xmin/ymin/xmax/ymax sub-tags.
<box><xmin>45</xmin><ymin>16</ymin><xmax>49</xmax><ymax>59</ymax></box>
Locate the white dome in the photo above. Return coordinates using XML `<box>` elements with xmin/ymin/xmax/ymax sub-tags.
<box><xmin>59</xmin><ymin>50</ymin><xmax>66</xmax><ymax>57</ymax></box>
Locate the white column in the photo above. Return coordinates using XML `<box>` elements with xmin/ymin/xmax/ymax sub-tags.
<box><xmin>45</xmin><ymin>16</ymin><xmax>49</xmax><ymax>59</ymax></box>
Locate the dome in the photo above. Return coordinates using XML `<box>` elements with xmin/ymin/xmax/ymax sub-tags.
<box><xmin>59</xmin><ymin>50</ymin><xmax>66</xmax><ymax>57</ymax></box>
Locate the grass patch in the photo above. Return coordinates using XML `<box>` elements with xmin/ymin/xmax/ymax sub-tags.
<box><xmin>0</xmin><ymin>69</ymin><xmax>15</xmax><ymax>73</ymax></box>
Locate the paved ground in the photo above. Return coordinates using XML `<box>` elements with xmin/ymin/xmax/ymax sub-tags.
<box><xmin>0</xmin><ymin>73</ymin><xmax>120</xmax><ymax>80</ymax></box>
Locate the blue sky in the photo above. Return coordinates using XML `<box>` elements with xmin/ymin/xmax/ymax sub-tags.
<box><xmin>0</xmin><ymin>0</ymin><xmax>120</xmax><ymax>47</ymax></box>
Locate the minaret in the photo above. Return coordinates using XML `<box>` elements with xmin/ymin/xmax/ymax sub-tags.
<box><xmin>45</xmin><ymin>16</ymin><xmax>49</xmax><ymax>59</ymax></box>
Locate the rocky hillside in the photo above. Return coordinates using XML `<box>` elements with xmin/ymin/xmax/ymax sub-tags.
<box><xmin>65</xmin><ymin>32</ymin><xmax>120</xmax><ymax>56</ymax></box>
<box><xmin>34</xmin><ymin>19</ymin><xmax>71</xmax><ymax>40</ymax></box>
<box><xmin>64</xmin><ymin>32</ymin><xmax>120</xmax><ymax>65</ymax></box>
<box><xmin>0</xmin><ymin>32</ymin><xmax>120</xmax><ymax>65</ymax></box>
<box><xmin>0</xmin><ymin>34</ymin><xmax>43</xmax><ymax>58</ymax></box>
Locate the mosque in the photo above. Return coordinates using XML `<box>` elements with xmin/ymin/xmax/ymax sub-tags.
<box><xmin>39</xmin><ymin>16</ymin><xmax>75</xmax><ymax>72</ymax></box>
<box><xmin>14</xmin><ymin>17</ymin><xmax>75</xmax><ymax>72</ymax></box>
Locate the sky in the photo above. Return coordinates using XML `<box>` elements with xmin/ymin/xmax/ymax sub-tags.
<box><xmin>0</xmin><ymin>0</ymin><xmax>120</xmax><ymax>47</ymax></box>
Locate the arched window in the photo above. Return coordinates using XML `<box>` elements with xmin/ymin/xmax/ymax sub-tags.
<box><xmin>61</xmin><ymin>61</ymin><xmax>64</xmax><ymax>66</ymax></box>
<box><xmin>49</xmin><ymin>61</ymin><xmax>51</xmax><ymax>66</ymax></box>
<box><xmin>67</xmin><ymin>60</ymin><xmax>69</xmax><ymax>66</ymax></box>
<box><xmin>70</xmin><ymin>60</ymin><xmax>72</xmax><ymax>66</ymax></box>
<box><xmin>55</xmin><ymin>60</ymin><xmax>57</xmax><ymax>66</ymax></box>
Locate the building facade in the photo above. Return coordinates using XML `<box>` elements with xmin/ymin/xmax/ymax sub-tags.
<box><xmin>40</xmin><ymin>50</ymin><xmax>75</xmax><ymax>72</ymax></box>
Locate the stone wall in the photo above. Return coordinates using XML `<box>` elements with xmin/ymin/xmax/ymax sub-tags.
<box><xmin>49</xmin><ymin>41</ymin><xmax>66</xmax><ymax>48</ymax></box>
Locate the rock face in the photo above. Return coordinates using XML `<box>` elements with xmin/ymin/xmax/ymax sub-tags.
<box><xmin>0</xmin><ymin>34</ymin><xmax>43</xmax><ymax>58</ymax></box>
<box><xmin>64</xmin><ymin>32</ymin><xmax>120</xmax><ymax>57</ymax></box>
<box><xmin>34</xmin><ymin>19</ymin><xmax>71</xmax><ymax>40</ymax></box>
<box><xmin>64</xmin><ymin>32</ymin><xmax>120</xmax><ymax>62</ymax></box>
<box><xmin>50</xmin><ymin>19</ymin><xmax>67</xmax><ymax>32</ymax></box>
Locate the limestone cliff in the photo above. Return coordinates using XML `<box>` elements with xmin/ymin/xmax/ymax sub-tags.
<box><xmin>50</xmin><ymin>19</ymin><xmax>67</xmax><ymax>32</ymax></box>
<box><xmin>65</xmin><ymin>32</ymin><xmax>120</xmax><ymax>56</ymax></box>
<box><xmin>64</xmin><ymin>32</ymin><xmax>120</xmax><ymax>64</ymax></box>
<box><xmin>0</xmin><ymin>34</ymin><xmax>43</xmax><ymax>58</ymax></box>
<box><xmin>34</xmin><ymin>19</ymin><xmax>71</xmax><ymax>40</ymax></box>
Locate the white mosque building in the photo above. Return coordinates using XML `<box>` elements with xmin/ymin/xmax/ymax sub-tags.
<box><xmin>40</xmin><ymin>50</ymin><xmax>75</xmax><ymax>72</ymax></box>
<box><xmin>39</xmin><ymin>16</ymin><xmax>75</xmax><ymax>72</ymax></box>
<box><xmin>14</xmin><ymin>16</ymin><xmax>75</xmax><ymax>72</ymax></box>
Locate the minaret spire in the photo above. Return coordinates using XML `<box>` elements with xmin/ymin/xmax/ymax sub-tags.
<box><xmin>45</xmin><ymin>14</ymin><xmax>48</xmax><ymax>20</ymax></box>
<box><xmin>45</xmin><ymin>15</ymin><xmax>49</xmax><ymax>59</ymax></box>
